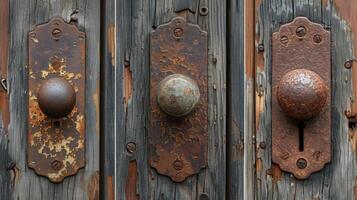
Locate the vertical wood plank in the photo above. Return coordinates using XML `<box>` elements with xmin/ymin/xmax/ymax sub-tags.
<box><xmin>0</xmin><ymin>0</ymin><xmax>12</xmax><ymax>199</ymax></box>
<box><xmin>102</xmin><ymin>0</ymin><xmax>227</xmax><ymax>199</ymax></box>
<box><xmin>227</xmin><ymin>0</ymin><xmax>245</xmax><ymax>199</ymax></box>
<box><xmin>254</xmin><ymin>0</ymin><xmax>357</xmax><ymax>199</ymax></box>
<box><xmin>7</xmin><ymin>0</ymin><xmax>100</xmax><ymax>199</ymax></box>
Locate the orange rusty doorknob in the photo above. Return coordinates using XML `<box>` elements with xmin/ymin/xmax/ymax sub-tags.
<box><xmin>157</xmin><ymin>74</ymin><xmax>200</xmax><ymax>117</ymax></box>
<box><xmin>276</xmin><ymin>69</ymin><xmax>328</xmax><ymax>121</ymax></box>
<box><xmin>37</xmin><ymin>77</ymin><xmax>76</xmax><ymax>119</ymax></box>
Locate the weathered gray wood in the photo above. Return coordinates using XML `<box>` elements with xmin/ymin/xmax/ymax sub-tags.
<box><xmin>227</xmin><ymin>0</ymin><xmax>245</xmax><ymax>199</ymax></box>
<box><xmin>255</xmin><ymin>0</ymin><xmax>356</xmax><ymax>199</ymax></box>
<box><xmin>102</xmin><ymin>0</ymin><xmax>227</xmax><ymax>199</ymax></box>
<box><xmin>7</xmin><ymin>0</ymin><xmax>100</xmax><ymax>199</ymax></box>
<box><xmin>0</xmin><ymin>0</ymin><xmax>12</xmax><ymax>198</ymax></box>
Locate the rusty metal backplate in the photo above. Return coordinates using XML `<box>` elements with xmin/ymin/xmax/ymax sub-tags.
<box><xmin>272</xmin><ymin>17</ymin><xmax>331</xmax><ymax>179</ymax></box>
<box><xmin>149</xmin><ymin>17</ymin><xmax>208</xmax><ymax>182</ymax></box>
<box><xmin>28</xmin><ymin>17</ymin><xmax>85</xmax><ymax>182</ymax></box>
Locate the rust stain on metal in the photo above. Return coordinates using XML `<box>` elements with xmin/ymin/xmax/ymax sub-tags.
<box><xmin>28</xmin><ymin>17</ymin><xmax>86</xmax><ymax>182</ymax></box>
<box><xmin>107</xmin><ymin>23</ymin><xmax>116</xmax><ymax>67</ymax></box>
<box><xmin>272</xmin><ymin>17</ymin><xmax>331</xmax><ymax>179</ymax></box>
<box><xmin>124</xmin><ymin>61</ymin><xmax>132</xmax><ymax>107</ymax></box>
<box><xmin>125</xmin><ymin>160</ymin><xmax>140</xmax><ymax>200</ymax></box>
<box><xmin>107</xmin><ymin>176</ymin><xmax>115</xmax><ymax>200</ymax></box>
<box><xmin>88</xmin><ymin>171</ymin><xmax>100</xmax><ymax>200</ymax></box>
<box><xmin>149</xmin><ymin>17</ymin><xmax>208</xmax><ymax>182</ymax></box>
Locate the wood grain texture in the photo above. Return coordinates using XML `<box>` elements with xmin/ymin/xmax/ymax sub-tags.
<box><xmin>227</xmin><ymin>0</ymin><xmax>245</xmax><ymax>199</ymax></box>
<box><xmin>254</xmin><ymin>0</ymin><xmax>356</xmax><ymax>199</ymax></box>
<box><xmin>102</xmin><ymin>0</ymin><xmax>227</xmax><ymax>199</ymax></box>
<box><xmin>7</xmin><ymin>0</ymin><xmax>100</xmax><ymax>199</ymax></box>
<box><xmin>0</xmin><ymin>0</ymin><xmax>12</xmax><ymax>198</ymax></box>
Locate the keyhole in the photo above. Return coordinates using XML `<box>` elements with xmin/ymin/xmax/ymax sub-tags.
<box><xmin>298</xmin><ymin>122</ymin><xmax>305</xmax><ymax>152</ymax></box>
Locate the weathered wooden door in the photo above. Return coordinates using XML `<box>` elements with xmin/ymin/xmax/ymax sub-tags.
<box><xmin>2</xmin><ymin>0</ymin><xmax>357</xmax><ymax>199</ymax></box>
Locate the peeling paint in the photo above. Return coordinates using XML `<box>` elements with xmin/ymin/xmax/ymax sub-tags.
<box><xmin>124</xmin><ymin>61</ymin><xmax>132</xmax><ymax>107</ymax></box>
<box><xmin>107</xmin><ymin>23</ymin><xmax>116</xmax><ymax>67</ymax></box>
<box><xmin>88</xmin><ymin>171</ymin><xmax>100</xmax><ymax>200</ymax></box>
<box><xmin>266</xmin><ymin>164</ymin><xmax>283</xmax><ymax>186</ymax></box>
<box><xmin>125</xmin><ymin>160</ymin><xmax>139</xmax><ymax>200</ymax></box>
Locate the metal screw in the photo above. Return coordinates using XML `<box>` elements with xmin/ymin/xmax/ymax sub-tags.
<box><xmin>296</xmin><ymin>26</ymin><xmax>307</xmax><ymax>37</ymax></box>
<box><xmin>51</xmin><ymin>160</ymin><xmax>63</xmax><ymax>170</ymax></box>
<box><xmin>296</xmin><ymin>158</ymin><xmax>307</xmax><ymax>169</ymax></box>
<box><xmin>173</xmin><ymin>160</ymin><xmax>184</xmax><ymax>171</ymax></box>
<box><xmin>52</xmin><ymin>28</ymin><xmax>62</xmax><ymax>39</ymax></box>
<box><xmin>174</xmin><ymin>28</ymin><xmax>183</xmax><ymax>38</ymax></box>
<box><xmin>199</xmin><ymin>193</ymin><xmax>209</xmax><ymax>200</ymax></box>
<box><xmin>345</xmin><ymin>60</ymin><xmax>353</xmax><ymax>69</ymax></box>
<box><xmin>280</xmin><ymin>36</ymin><xmax>289</xmax><ymax>44</ymax></box>
<box><xmin>258</xmin><ymin>44</ymin><xmax>265</xmax><ymax>52</ymax></box>
<box><xmin>313</xmin><ymin>34</ymin><xmax>322</xmax><ymax>43</ymax></box>
<box><xmin>281</xmin><ymin>152</ymin><xmax>289</xmax><ymax>160</ymax></box>
<box><xmin>126</xmin><ymin>142</ymin><xmax>136</xmax><ymax>153</ymax></box>
<box><xmin>199</xmin><ymin>7</ymin><xmax>209</xmax><ymax>16</ymax></box>
<box><xmin>259</xmin><ymin>142</ymin><xmax>266</xmax><ymax>149</ymax></box>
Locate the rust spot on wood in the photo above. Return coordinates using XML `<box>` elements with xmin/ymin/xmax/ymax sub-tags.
<box><xmin>266</xmin><ymin>164</ymin><xmax>283</xmax><ymax>186</ymax></box>
<box><xmin>349</xmin><ymin>131</ymin><xmax>357</xmax><ymax>156</ymax></box>
<box><xmin>93</xmin><ymin>83</ymin><xmax>100</xmax><ymax>136</ymax></box>
<box><xmin>107</xmin><ymin>176</ymin><xmax>115</xmax><ymax>200</ymax></box>
<box><xmin>87</xmin><ymin>171</ymin><xmax>100</xmax><ymax>200</ymax></box>
<box><xmin>244</xmin><ymin>0</ymin><xmax>255</xmax><ymax>78</ymax></box>
<box><xmin>125</xmin><ymin>160</ymin><xmax>139</xmax><ymax>200</ymax></box>
<box><xmin>124</xmin><ymin>61</ymin><xmax>132</xmax><ymax>107</ymax></box>
<box><xmin>107</xmin><ymin>23</ymin><xmax>116</xmax><ymax>67</ymax></box>
<box><xmin>256</xmin><ymin>158</ymin><xmax>262</xmax><ymax>172</ymax></box>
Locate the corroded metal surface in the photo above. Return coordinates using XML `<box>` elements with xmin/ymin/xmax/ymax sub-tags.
<box><xmin>157</xmin><ymin>74</ymin><xmax>200</xmax><ymax>117</ymax></box>
<box><xmin>37</xmin><ymin>77</ymin><xmax>76</xmax><ymax>119</ymax></box>
<box><xmin>277</xmin><ymin>69</ymin><xmax>328</xmax><ymax>121</ymax></box>
<box><xmin>272</xmin><ymin>17</ymin><xmax>331</xmax><ymax>179</ymax></box>
<box><xmin>149</xmin><ymin>17</ymin><xmax>208</xmax><ymax>182</ymax></box>
<box><xmin>28</xmin><ymin>17</ymin><xmax>85</xmax><ymax>182</ymax></box>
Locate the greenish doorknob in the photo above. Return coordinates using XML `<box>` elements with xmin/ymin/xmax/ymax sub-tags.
<box><xmin>157</xmin><ymin>74</ymin><xmax>200</xmax><ymax>117</ymax></box>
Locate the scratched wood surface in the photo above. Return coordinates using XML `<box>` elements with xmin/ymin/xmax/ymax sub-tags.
<box><xmin>2</xmin><ymin>0</ymin><xmax>101</xmax><ymax>199</ymax></box>
<box><xmin>254</xmin><ymin>0</ymin><xmax>357</xmax><ymax>199</ymax></box>
<box><xmin>102</xmin><ymin>0</ymin><xmax>229</xmax><ymax>199</ymax></box>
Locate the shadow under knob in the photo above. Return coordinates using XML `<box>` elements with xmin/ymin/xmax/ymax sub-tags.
<box><xmin>157</xmin><ymin>74</ymin><xmax>200</xmax><ymax>117</ymax></box>
<box><xmin>37</xmin><ymin>77</ymin><xmax>76</xmax><ymax>119</ymax></box>
<box><xmin>277</xmin><ymin>69</ymin><xmax>328</xmax><ymax>121</ymax></box>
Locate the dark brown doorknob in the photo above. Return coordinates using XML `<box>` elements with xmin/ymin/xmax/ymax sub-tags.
<box><xmin>157</xmin><ymin>74</ymin><xmax>200</xmax><ymax>117</ymax></box>
<box><xmin>276</xmin><ymin>69</ymin><xmax>328</xmax><ymax>121</ymax></box>
<box><xmin>37</xmin><ymin>77</ymin><xmax>76</xmax><ymax>119</ymax></box>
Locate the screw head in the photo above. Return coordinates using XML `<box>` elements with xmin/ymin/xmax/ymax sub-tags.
<box><xmin>345</xmin><ymin>60</ymin><xmax>353</xmax><ymax>69</ymax></box>
<box><xmin>281</xmin><ymin>152</ymin><xmax>290</xmax><ymax>160</ymax></box>
<box><xmin>277</xmin><ymin>69</ymin><xmax>328</xmax><ymax>121</ymax></box>
<box><xmin>259</xmin><ymin>142</ymin><xmax>266</xmax><ymax>149</ymax></box>
<box><xmin>199</xmin><ymin>7</ymin><xmax>209</xmax><ymax>16</ymax></box>
<box><xmin>37</xmin><ymin>77</ymin><xmax>76</xmax><ymax>119</ymax></box>
<box><xmin>296</xmin><ymin>26</ymin><xmax>307</xmax><ymax>38</ymax></box>
<box><xmin>173</xmin><ymin>160</ymin><xmax>184</xmax><ymax>171</ymax></box>
<box><xmin>258</xmin><ymin>44</ymin><xmax>265</xmax><ymax>52</ymax></box>
<box><xmin>313</xmin><ymin>34</ymin><xmax>322</xmax><ymax>43</ymax></box>
<box><xmin>157</xmin><ymin>74</ymin><xmax>200</xmax><ymax>117</ymax></box>
<box><xmin>296</xmin><ymin>158</ymin><xmax>307</xmax><ymax>169</ymax></box>
<box><xmin>52</xmin><ymin>28</ymin><xmax>62</xmax><ymax>39</ymax></box>
<box><xmin>280</xmin><ymin>36</ymin><xmax>289</xmax><ymax>44</ymax></box>
<box><xmin>51</xmin><ymin>160</ymin><xmax>63</xmax><ymax>170</ymax></box>
<box><xmin>126</xmin><ymin>142</ymin><xmax>136</xmax><ymax>153</ymax></box>
<box><xmin>173</xmin><ymin>28</ymin><xmax>183</xmax><ymax>38</ymax></box>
